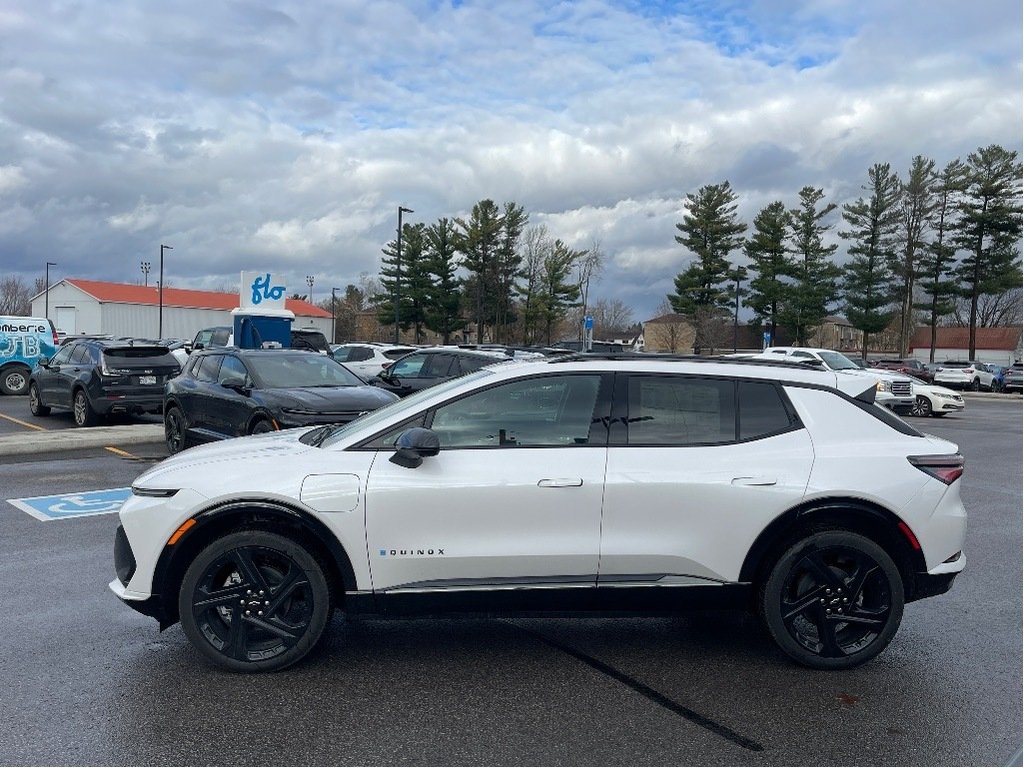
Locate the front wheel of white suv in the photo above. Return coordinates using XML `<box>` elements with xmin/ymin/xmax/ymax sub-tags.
<box><xmin>760</xmin><ymin>530</ymin><xmax>904</xmax><ymax>670</ymax></box>
<box><xmin>178</xmin><ymin>531</ymin><xmax>332</xmax><ymax>672</ymax></box>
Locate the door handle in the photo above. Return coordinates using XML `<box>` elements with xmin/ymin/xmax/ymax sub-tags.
<box><xmin>731</xmin><ymin>476</ymin><xmax>777</xmax><ymax>486</ymax></box>
<box><xmin>538</xmin><ymin>478</ymin><xmax>583</xmax><ymax>488</ymax></box>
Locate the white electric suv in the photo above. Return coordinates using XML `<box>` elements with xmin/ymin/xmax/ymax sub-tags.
<box><xmin>111</xmin><ymin>355</ymin><xmax>967</xmax><ymax>672</ymax></box>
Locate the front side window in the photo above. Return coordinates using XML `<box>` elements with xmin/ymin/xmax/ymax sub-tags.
<box><xmin>51</xmin><ymin>345</ymin><xmax>75</xmax><ymax>366</ymax></box>
<box><xmin>218</xmin><ymin>355</ymin><xmax>249</xmax><ymax>384</ymax></box>
<box><xmin>430</xmin><ymin>374</ymin><xmax>603</xmax><ymax>448</ymax></box>
<box><xmin>626</xmin><ymin>376</ymin><xmax>735</xmax><ymax>446</ymax></box>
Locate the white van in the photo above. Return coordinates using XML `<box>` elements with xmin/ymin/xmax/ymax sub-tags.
<box><xmin>0</xmin><ymin>316</ymin><xmax>59</xmax><ymax>395</ymax></box>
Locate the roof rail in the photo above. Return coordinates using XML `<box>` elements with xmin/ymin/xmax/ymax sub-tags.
<box><xmin>545</xmin><ymin>352</ymin><xmax>826</xmax><ymax>369</ymax></box>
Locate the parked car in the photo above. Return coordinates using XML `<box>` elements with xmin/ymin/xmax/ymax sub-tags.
<box><xmin>29</xmin><ymin>339</ymin><xmax>180</xmax><ymax>426</ymax></box>
<box><xmin>291</xmin><ymin>327</ymin><xmax>331</xmax><ymax>355</ymax></box>
<box><xmin>369</xmin><ymin>347</ymin><xmax>509</xmax><ymax>397</ymax></box>
<box><xmin>191</xmin><ymin>326</ymin><xmax>232</xmax><ymax>351</ymax></box>
<box><xmin>987</xmin><ymin>365</ymin><xmax>1008</xmax><ymax>392</ymax></box>
<box><xmin>873</xmin><ymin>358</ymin><xmax>935</xmax><ymax>383</ymax></box>
<box><xmin>0</xmin><ymin>315</ymin><xmax>59</xmax><ymax>395</ymax></box>
<box><xmin>905</xmin><ymin>377</ymin><xmax>966</xmax><ymax>417</ymax></box>
<box><xmin>330</xmin><ymin>343</ymin><xmax>416</xmax><ymax>379</ymax></box>
<box><xmin>162</xmin><ymin>348</ymin><xmax>398</xmax><ymax>454</ymax></box>
<box><xmin>1004</xmin><ymin>362</ymin><xmax>1023</xmax><ymax>393</ymax></box>
<box><xmin>113</xmin><ymin>354</ymin><xmax>966</xmax><ymax>673</ymax></box>
<box><xmin>752</xmin><ymin>347</ymin><xmax>915</xmax><ymax>414</ymax></box>
<box><xmin>933</xmin><ymin>361</ymin><xmax>995</xmax><ymax>391</ymax></box>
<box><xmin>191</xmin><ymin>326</ymin><xmax>330</xmax><ymax>355</ymax></box>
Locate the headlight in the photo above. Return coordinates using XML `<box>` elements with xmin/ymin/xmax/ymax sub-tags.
<box><xmin>280</xmin><ymin>407</ymin><xmax>317</xmax><ymax>415</ymax></box>
<box><xmin>876</xmin><ymin>379</ymin><xmax>892</xmax><ymax>393</ymax></box>
<box><xmin>131</xmin><ymin>486</ymin><xmax>179</xmax><ymax>498</ymax></box>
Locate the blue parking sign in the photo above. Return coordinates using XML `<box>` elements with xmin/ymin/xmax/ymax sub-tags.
<box><xmin>7</xmin><ymin>487</ymin><xmax>132</xmax><ymax>521</ymax></box>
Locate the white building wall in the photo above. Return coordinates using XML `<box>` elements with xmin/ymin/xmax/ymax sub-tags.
<box><xmin>911</xmin><ymin>347</ymin><xmax>1016</xmax><ymax>366</ymax></box>
<box><xmin>30</xmin><ymin>283</ymin><xmax>101</xmax><ymax>334</ymax></box>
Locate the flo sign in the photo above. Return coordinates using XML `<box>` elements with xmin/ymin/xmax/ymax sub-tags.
<box><xmin>240</xmin><ymin>271</ymin><xmax>287</xmax><ymax>310</ymax></box>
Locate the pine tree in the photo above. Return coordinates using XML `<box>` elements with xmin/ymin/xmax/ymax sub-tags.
<box><xmin>914</xmin><ymin>159</ymin><xmax>967</xmax><ymax>362</ymax></box>
<box><xmin>375</xmin><ymin>222</ymin><xmax>430</xmax><ymax>342</ymax></box>
<box><xmin>668</xmin><ymin>182</ymin><xmax>746</xmax><ymax>351</ymax></box>
<box><xmin>539</xmin><ymin>239</ymin><xmax>583</xmax><ymax>344</ymax></box>
<box><xmin>744</xmin><ymin>200</ymin><xmax>792</xmax><ymax>344</ymax></box>
<box><xmin>494</xmin><ymin>202</ymin><xmax>528</xmax><ymax>343</ymax></box>
<box><xmin>781</xmin><ymin>187</ymin><xmax>841</xmax><ymax>345</ymax></box>
<box><xmin>840</xmin><ymin>163</ymin><xmax>902</xmax><ymax>359</ymax></box>
<box><xmin>455</xmin><ymin>199</ymin><xmax>504</xmax><ymax>343</ymax></box>
<box><xmin>423</xmin><ymin>217</ymin><xmax>464</xmax><ymax>344</ymax></box>
<box><xmin>953</xmin><ymin>144</ymin><xmax>1024</xmax><ymax>358</ymax></box>
<box><xmin>892</xmin><ymin>156</ymin><xmax>938</xmax><ymax>355</ymax></box>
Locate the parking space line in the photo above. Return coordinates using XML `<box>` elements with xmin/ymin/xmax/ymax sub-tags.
<box><xmin>104</xmin><ymin>446</ymin><xmax>140</xmax><ymax>459</ymax></box>
<box><xmin>0</xmin><ymin>413</ymin><xmax>47</xmax><ymax>431</ymax></box>
<box><xmin>509</xmin><ymin>622</ymin><xmax>764</xmax><ymax>753</ymax></box>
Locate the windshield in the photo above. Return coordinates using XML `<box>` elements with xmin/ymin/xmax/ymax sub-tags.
<box><xmin>318</xmin><ymin>368</ymin><xmax>496</xmax><ymax>448</ymax></box>
<box><xmin>818</xmin><ymin>351</ymin><xmax>860</xmax><ymax>371</ymax></box>
<box><xmin>248</xmin><ymin>354</ymin><xmax>365</xmax><ymax>388</ymax></box>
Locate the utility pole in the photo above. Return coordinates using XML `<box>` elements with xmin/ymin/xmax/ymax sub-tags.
<box><xmin>159</xmin><ymin>244</ymin><xmax>172</xmax><ymax>338</ymax></box>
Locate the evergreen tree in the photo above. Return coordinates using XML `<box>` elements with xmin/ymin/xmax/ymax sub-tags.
<box><xmin>743</xmin><ymin>200</ymin><xmax>792</xmax><ymax>344</ymax></box>
<box><xmin>539</xmin><ymin>239</ymin><xmax>583</xmax><ymax>344</ymax></box>
<box><xmin>376</xmin><ymin>222</ymin><xmax>431</xmax><ymax>341</ymax></box>
<box><xmin>840</xmin><ymin>163</ymin><xmax>902</xmax><ymax>359</ymax></box>
<box><xmin>953</xmin><ymin>144</ymin><xmax>1024</xmax><ymax>358</ymax></box>
<box><xmin>455</xmin><ymin>199</ymin><xmax>504</xmax><ymax>343</ymax></box>
<box><xmin>494</xmin><ymin>202</ymin><xmax>528</xmax><ymax>343</ymax></box>
<box><xmin>668</xmin><ymin>181</ymin><xmax>746</xmax><ymax>351</ymax></box>
<box><xmin>915</xmin><ymin>159</ymin><xmax>967</xmax><ymax>362</ymax></box>
<box><xmin>423</xmin><ymin>217</ymin><xmax>464</xmax><ymax>344</ymax></box>
<box><xmin>516</xmin><ymin>226</ymin><xmax>551</xmax><ymax>345</ymax></box>
<box><xmin>780</xmin><ymin>187</ymin><xmax>841</xmax><ymax>345</ymax></box>
<box><xmin>892</xmin><ymin>156</ymin><xmax>938</xmax><ymax>355</ymax></box>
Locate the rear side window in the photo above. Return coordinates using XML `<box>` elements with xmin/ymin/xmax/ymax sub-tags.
<box><xmin>738</xmin><ymin>381</ymin><xmax>793</xmax><ymax>440</ymax></box>
<box><xmin>422</xmin><ymin>354</ymin><xmax>457</xmax><ymax>378</ymax></box>
<box><xmin>626</xmin><ymin>376</ymin><xmax>735</xmax><ymax>446</ymax></box>
<box><xmin>70</xmin><ymin>345</ymin><xmax>93</xmax><ymax>365</ymax></box>
<box><xmin>347</xmin><ymin>346</ymin><xmax>373</xmax><ymax>362</ymax></box>
<box><xmin>458</xmin><ymin>355</ymin><xmax>493</xmax><ymax>374</ymax></box>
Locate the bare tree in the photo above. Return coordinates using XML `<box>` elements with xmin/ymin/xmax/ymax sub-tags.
<box><xmin>941</xmin><ymin>288</ymin><xmax>1022</xmax><ymax>328</ymax></box>
<box><xmin>574</xmin><ymin>238</ymin><xmax>604</xmax><ymax>340</ymax></box>
<box><xmin>0</xmin><ymin>276</ymin><xmax>33</xmax><ymax>315</ymax></box>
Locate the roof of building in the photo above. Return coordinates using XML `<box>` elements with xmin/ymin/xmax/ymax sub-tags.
<box><xmin>908</xmin><ymin>326</ymin><xmax>1022</xmax><ymax>351</ymax></box>
<box><xmin>642</xmin><ymin>313</ymin><xmax>689</xmax><ymax>324</ymax></box>
<box><xmin>50</xmin><ymin>278</ymin><xmax>331</xmax><ymax>318</ymax></box>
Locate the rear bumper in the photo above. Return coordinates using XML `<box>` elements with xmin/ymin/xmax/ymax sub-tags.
<box><xmin>908</xmin><ymin>551</ymin><xmax>965</xmax><ymax>603</ymax></box>
<box><xmin>93</xmin><ymin>393</ymin><xmax>164</xmax><ymax>415</ymax></box>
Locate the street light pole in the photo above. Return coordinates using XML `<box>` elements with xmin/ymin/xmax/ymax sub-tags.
<box><xmin>159</xmin><ymin>244</ymin><xmax>172</xmax><ymax>338</ymax></box>
<box><xmin>140</xmin><ymin>261</ymin><xmax>151</xmax><ymax>287</ymax></box>
<box><xmin>44</xmin><ymin>261</ymin><xmax>57</xmax><ymax>320</ymax></box>
<box><xmin>394</xmin><ymin>206</ymin><xmax>414</xmax><ymax>344</ymax></box>
<box><xmin>331</xmin><ymin>286</ymin><xmax>341</xmax><ymax>344</ymax></box>
<box><xmin>306</xmin><ymin>275</ymin><xmax>315</xmax><ymax>305</ymax></box>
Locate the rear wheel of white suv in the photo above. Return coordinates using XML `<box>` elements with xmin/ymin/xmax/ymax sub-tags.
<box><xmin>761</xmin><ymin>530</ymin><xmax>904</xmax><ymax>670</ymax></box>
<box><xmin>178</xmin><ymin>531</ymin><xmax>332</xmax><ymax>672</ymax></box>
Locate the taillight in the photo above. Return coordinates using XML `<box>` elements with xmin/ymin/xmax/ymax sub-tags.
<box><xmin>908</xmin><ymin>454</ymin><xmax>964</xmax><ymax>484</ymax></box>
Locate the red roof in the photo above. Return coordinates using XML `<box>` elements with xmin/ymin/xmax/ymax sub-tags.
<box><xmin>65</xmin><ymin>278</ymin><xmax>331</xmax><ymax>318</ymax></box>
<box><xmin>908</xmin><ymin>326</ymin><xmax>1022</xmax><ymax>351</ymax></box>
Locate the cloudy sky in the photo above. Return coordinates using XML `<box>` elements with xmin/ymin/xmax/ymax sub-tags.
<box><xmin>1</xmin><ymin>0</ymin><xmax>1021</xmax><ymax>323</ymax></box>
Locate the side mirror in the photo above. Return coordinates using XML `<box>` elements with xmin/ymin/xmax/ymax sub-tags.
<box><xmin>193</xmin><ymin>342</ymin><xmax>205</xmax><ymax>351</ymax></box>
<box><xmin>183</xmin><ymin>343</ymin><xmax>193</xmax><ymax>354</ymax></box>
<box><xmin>389</xmin><ymin>427</ymin><xmax>441</xmax><ymax>468</ymax></box>
<box><xmin>221</xmin><ymin>375</ymin><xmax>248</xmax><ymax>392</ymax></box>
<box><xmin>38</xmin><ymin>356</ymin><xmax>50</xmax><ymax>367</ymax></box>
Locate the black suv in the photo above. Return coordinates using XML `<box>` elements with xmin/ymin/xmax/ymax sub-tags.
<box><xmin>369</xmin><ymin>347</ymin><xmax>508</xmax><ymax>397</ymax></box>
<box><xmin>29</xmin><ymin>339</ymin><xmax>181</xmax><ymax>426</ymax></box>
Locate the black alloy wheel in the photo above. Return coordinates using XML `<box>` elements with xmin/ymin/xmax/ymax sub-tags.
<box><xmin>178</xmin><ymin>531</ymin><xmax>331</xmax><ymax>672</ymax></box>
<box><xmin>761</xmin><ymin>530</ymin><xmax>904</xmax><ymax>670</ymax></box>
<box><xmin>28</xmin><ymin>383</ymin><xmax>50</xmax><ymax>416</ymax></box>
<box><xmin>910</xmin><ymin>395</ymin><xmax>932</xmax><ymax>417</ymax></box>
<box><xmin>73</xmin><ymin>389</ymin><xmax>98</xmax><ymax>427</ymax></box>
<box><xmin>165</xmin><ymin>406</ymin><xmax>187</xmax><ymax>454</ymax></box>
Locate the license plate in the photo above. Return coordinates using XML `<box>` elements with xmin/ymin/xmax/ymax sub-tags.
<box><xmin>139</xmin><ymin>375</ymin><xmax>157</xmax><ymax>385</ymax></box>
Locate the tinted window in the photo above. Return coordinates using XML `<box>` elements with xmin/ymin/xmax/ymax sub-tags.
<box><xmin>195</xmin><ymin>355</ymin><xmax>222</xmax><ymax>383</ymax></box>
<box><xmin>389</xmin><ymin>355</ymin><xmax>427</xmax><ymax>378</ymax></box>
<box><xmin>70</xmin><ymin>345</ymin><xmax>92</xmax><ymax>365</ymax></box>
<box><xmin>738</xmin><ymin>381</ymin><xmax>792</xmax><ymax>440</ymax></box>
<box><xmin>212</xmin><ymin>329</ymin><xmax>230</xmax><ymax>346</ymax></box>
<box><xmin>347</xmin><ymin>346</ymin><xmax>373</xmax><ymax>362</ymax></box>
<box><xmin>457</xmin><ymin>355</ymin><xmax>494</xmax><ymax>374</ymax></box>
<box><xmin>218</xmin><ymin>356</ymin><xmax>248</xmax><ymax>384</ymax></box>
<box><xmin>383</xmin><ymin>347</ymin><xmax>415</xmax><ymax>360</ymax></box>
<box><xmin>430</xmin><ymin>375</ymin><xmax>602</xmax><ymax>448</ymax></box>
<box><xmin>51</xmin><ymin>345</ymin><xmax>75</xmax><ymax>365</ymax></box>
<box><xmin>331</xmin><ymin>347</ymin><xmax>353</xmax><ymax>362</ymax></box>
<box><xmin>626</xmin><ymin>376</ymin><xmax>735</xmax><ymax>446</ymax></box>
<box><xmin>422</xmin><ymin>354</ymin><xmax>457</xmax><ymax>378</ymax></box>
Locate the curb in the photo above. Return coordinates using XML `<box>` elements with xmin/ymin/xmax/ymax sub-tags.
<box><xmin>960</xmin><ymin>391</ymin><xmax>1022</xmax><ymax>401</ymax></box>
<box><xmin>0</xmin><ymin>424</ymin><xmax>165</xmax><ymax>457</ymax></box>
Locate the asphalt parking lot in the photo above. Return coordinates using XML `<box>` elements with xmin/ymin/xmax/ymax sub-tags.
<box><xmin>0</xmin><ymin>395</ymin><xmax>1020</xmax><ymax>765</ymax></box>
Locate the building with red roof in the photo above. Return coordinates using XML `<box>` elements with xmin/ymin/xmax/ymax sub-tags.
<box><xmin>908</xmin><ymin>326</ymin><xmax>1022</xmax><ymax>365</ymax></box>
<box><xmin>30</xmin><ymin>278</ymin><xmax>331</xmax><ymax>341</ymax></box>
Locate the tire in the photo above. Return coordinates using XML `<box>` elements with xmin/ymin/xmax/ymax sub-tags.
<box><xmin>910</xmin><ymin>395</ymin><xmax>932</xmax><ymax>417</ymax></box>
<box><xmin>930</xmin><ymin>412</ymin><xmax>947</xmax><ymax>418</ymax></box>
<box><xmin>0</xmin><ymin>365</ymin><xmax>31</xmax><ymax>396</ymax></box>
<box><xmin>760</xmin><ymin>530</ymin><xmax>904</xmax><ymax>670</ymax></box>
<box><xmin>72</xmin><ymin>389</ymin><xmax>98</xmax><ymax>427</ymax></box>
<box><xmin>970</xmin><ymin>378</ymin><xmax>981</xmax><ymax>391</ymax></box>
<box><xmin>178</xmin><ymin>530</ymin><xmax>332</xmax><ymax>672</ymax></box>
<box><xmin>165</xmin><ymin>406</ymin><xmax>188</xmax><ymax>454</ymax></box>
<box><xmin>250</xmin><ymin>418</ymin><xmax>275</xmax><ymax>435</ymax></box>
<box><xmin>28</xmin><ymin>383</ymin><xmax>50</xmax><ymax>416</ymax></box>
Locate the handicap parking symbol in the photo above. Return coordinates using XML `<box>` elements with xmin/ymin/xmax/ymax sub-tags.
<box><xmin>6</xmin><ymin>487</ymin><xmax>132</xmax><ymax>521</ymax></box>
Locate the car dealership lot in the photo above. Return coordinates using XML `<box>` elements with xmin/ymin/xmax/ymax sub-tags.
<box><xmin>0</xmin><ymin>399</ymin><xmax>1020</xmax><ymax>765</ymax></box>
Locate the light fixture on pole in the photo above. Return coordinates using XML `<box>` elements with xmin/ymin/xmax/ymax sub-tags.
<box><xmin>331</xmin><ymin>287</ymin><xmax>342</xmax><ymax>344</ymax></box>
<box><xmin>140</xmin><ymin>261</ymin><xmax>151</xmax><ymax>287</ymax></box>
<box><xmin>394</xmin><ymin>206</ymin><xmax>414</xmax><ymax>344</ymax></box>
<box><xmin>306</xmin><ymin>275</ymin><xmax>315</xmax><ymax>305</ymax></box>
<box><xmin>44</xmin><ymin>261</ymin><xmax>57</xmax><ymax>320</ymax></box>
<box><xmin>159</xmin><ymin>244</ymin><xmax>172</xmax><ymax>338</ymax></box>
